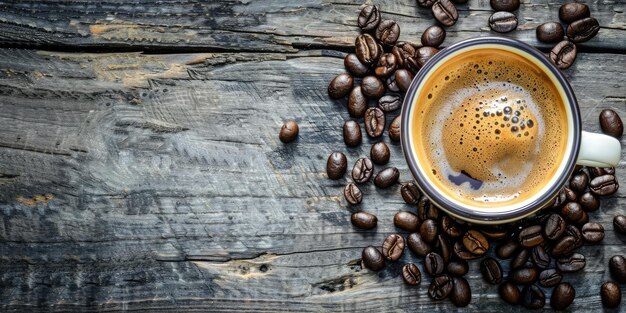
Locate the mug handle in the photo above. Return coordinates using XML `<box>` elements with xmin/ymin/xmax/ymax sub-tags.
<box><xmin>577</xmin><ymin>131</ymin><xmax>622</xmax><ymax>167</ymax></box>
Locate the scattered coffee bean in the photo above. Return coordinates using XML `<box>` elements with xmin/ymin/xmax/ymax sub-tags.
<box><xmin>402</xmin><ymin>263</ymin><xmax>422</xmax><ymax>285</ymax></box>
<box><xmin>344</xmin><ymin>53</ymin><xmax>370</xmax><ymax>77</ymax></box>
<box><xmin>418</xmin><ymin>197</ymin><xmax>439</xmax><ymax>220</ymax></box>
<box><xmin>569</xmin><ymin>172</ymin><xmax>589</xmax><ymax>194</ymax></box>
<box><xmin>328</xmin><ymin>73</ymin><xmax>353</xmax><ymax>99</ymax></box>
<box><xmin>561</xmin><ymin>202</ymin><xmax>584</xmax><ymax>224</ymax></box>
<box><xmin>392</xmin><ymin>42</ymin><xmax>418</xmax><ymax>72</ymax></box>
<box><xmin>599</xmin><ymin>109</ymin><xmax>624</xmax><ymax>138</ymax></box>
<box><xmin>531</xmin><ymin>245</ymin><xmax>550</xmax><ymax>269</ymax></box>
<box><xmin>601</xmin><ymin>281</ymin><xmax>621</xmax><ymax>308</ymax></box>
<box><xmin>559</xmin><ymin>2</ymin><xmax>590</xmax><ymax>23</ymax></box>
<box><xmin>481</xmin><ymin>257</ymin><xmax>503</xmax><ymax>284</ymax></box>
<box><xmin>536</xmin><ymin>22</ymin><xmax>565</xmax><ymax>43</ymax></box>
<box><xmin>550</xmin><ymin>40</ymin><xmax>577</xmax><ymax>70</ymax></box>
<box><xmin>416</xmin><ymin>46</ymin><xmax>439</xmax><ymax>67</ymax></box>
<box><xmin>400</xmin><ymin>182</ymin><xmax>421</xmax><ymax>205</ymax></box>
<box><xmin>432</xmin><ymin>0</ymin><xmax>459</xmax><ymax>27</ymax></box>
<box><xmin>511</xmin><ymin>267</ymin><xmax>539</xmax><ymax>285</ymax></box>
<box><xmin>609</xmin><ymin>255</ymin><xmax>626</xmax><ymax>283</ymax></box>
<box><xmin>382</xmin><ymin>234</ymin><xmax>405</xmax><ymax>261</ymax></box>
<box><xmin>386</xmin><ymin>75</ymin><xmax>400</xmax><ymax>92</ymax></box>
<box><xmin>425</xmin><ymin>252</ymin><xmax>445</xmax><ymax>276</ymax></box>
<box><xmin>378</xmin><ymin>95</ymin><xmax>401</xmax><ymax>113</ymax></box>
<box><xmin>463</xmin><ymin>230</ymin><xmax>489</xmax><ymax>255</ymax></box>
<box><xmin>453</xmin><ymin>240</ymin><xmax>481</xmax><ymax>260</ymax></box>
<box><xmin>417</xmin><ymin>0</ymin><xmax>437</xmax><ymax>7</ymax></box>
<box><xmin>581</xmin><ymin>222</ymin><xmax>605</xmax><ymax>243</ymax></box>
<box><xmin>370</xmin><ymin>141</ymin><xmax>390</xmax><ymax>165</ymax></box>
<box><xmin>420</xmin><ymin>219</ymin><xmax>439</xmax><ymax>243</ymax></box>
<box><xmin>552</xmin><ymin>236</ymin><xmax>577</xmax><ymax>258</ymax></box>
<box><xmin>489</xmin><ymin>11</ymin><xmax>518</xmax><ymax>33</ymax></box>
<box><xmin>579</xmin><ymin>192</ymin><xmax>600</xmax><ymax>211</ymax></box>
<box><xmin>543</xmin><ymin>213</ymin><xmax>566</xmax><ymax>240</ymax></box>
<box><xmin>496</xmin><ymin>240</ymin><xmax>519</xmax><ymax>259</ymax></box>
<box><xmin>565</xmin><ymin>224</ymin><xmax>583</xmax><ymax>248</ymax></box>
<box><xmin>361</xmin><ymin>76</ymin><xmax>385</xmax><ymax>99</ymax></box>
<box><xmin>539</xmin><ymin>269</ymin><xmax>562</xmax><ymax>287</ymax></box>
<box><xmin>408</xmin><ymin>232</ymin><xmax>433</xmax><ymax>257</ymax></box>
<box><xmin>389</xmin><ymin>115</ymin><xmax>401</xmax><ymax>142</ymax></box>
<box><xmin>518</xmin><ymin>225</ymin><xmax>544</xmax><ymax>248</ymax></box>
<box><xmin>441</xmin><ymin>215</ymin><xmax>462</xmax><ymax>238</ymax></box>
<box><xmin>352</xmin><ymin>157</ymin><xmax>373</xmax><ymax>183</ymax></box>
<box><xmin>499</xmin><ymin>281</ymin><xmax>521</xmax><ymax>305</ymax></box>
<box><xmin>521</xmin><ymin>285</ymin><xmax>546</xmax><ymax>309</ymax></box>
<box><xmin>557</xmin><ymin>253</ymin><xmax>586</xmax><ymax>272</ymax></box>
<box><xmin>358</xmin><ymin>5</ymin><xmax>381</xmax><ymax>31</ymax></box>
<box><xmin>395</xmin><ymin>69</ymin><xmax>414</xmax><ymax>92</ymax></box>
<box><xmin>490</xmin><ymin>0</ymin><xmax>520</xmax><ymax>12</ymax></box>
<box><xmin>279</xmin><ymin>120</ymin><xmax>299</xmax><ymax>143</ymax></box>
<box><xmin>362</xmin><ymin>246</ymin><xmax>385</xmax><ymax>271</ymax></box>
<box><xmin>589</xmin><ymin>166</ymin><xmax>615</xmax><ymax>178</ymax></box>
<box><xmin>348</xmin><ymin>86</ymin><xmax>368</xmax><ymax>118</ymax></box>
<box><xmin>613</xmin><ymin>215</ymin><xmax>626</xmax><ymax>234</ymax></box>
<box><xmin>428</xmin><ymin>274</ymin><xmax>454</xmax><ymax>300</ymax></box>
<box><xmin>344</xmin><ymin>183</ymin><xmax>363</xmax><ymax>205</ymax></box>
<box><xmin>451</xmin><ymin>276</ymin><xmax>472</xmax><ymax>307</ymax></box>
<box><xmin>511</xmin><ymin>249</ymin><xmax>530</xmax><ymax>270</ymax></box>
<box><xmin>567</xmin><ymin>17</ymin><xmax>600</xmax><ymax>43</ymax></box>
<box><xmin>554</xmin><ymin>186</ymin><xmax>578</xmax><ymax>207</ymax></box>
<box><xmin>447</xmin><ymin>260</ymin><xmax>469</xmax><ymax>276</ymax></box>
<box><xmin>374</xmin><ymin>167</ymin><xmax>399</xmax><ymax>188</ymax></box>
<box><xmin>375</xmin><ymin>20</ymin><xmax>401</xmax><ymax>46</ymax></box>
<box><xmin>355</xmin><ymin>34</ymin><xmax>381</xmax><ymax>65</ymax></box>
<box><xmin>394</xmin><ymin>211</ymin><xmax>420</xmax><ymax>232</ymax></box>
<box><xmin>326</xmin><ymin>152</ymin><xmax>347</xmax><ymax>180</ymax></box>
<box><xmin>351</xmin><ymin>212</ymin><xmax>377</xmax><ymax>230</ymax></box>
<box><xmin>421</xmin><ymin>25</ymin><xmax>446</xmax><ymax>48</ymax></box>
<box><xmin>589</xmin><ymin>174</ymin><xmax>619</xmax><ymax>196</ymax></box>
<box><xmin>364</xmin><ymin>107</ymin><xmax>386</xmax><ymax>137</ymax></box>
<box><xmin>551</xmin><ymin>282</ymin><xmax>575</xmax><ymax>310</ymax></box>
<box><xmin>343</xmin><ymin>120</ymin><xmax>362</xmax><ymax>147</ymax></box>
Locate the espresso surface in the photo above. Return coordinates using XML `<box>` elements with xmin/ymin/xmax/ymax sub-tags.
<box><xmin>413</xmin><ymin>48</ymin><xmax>569</xmax><ymax>207</ymax></box>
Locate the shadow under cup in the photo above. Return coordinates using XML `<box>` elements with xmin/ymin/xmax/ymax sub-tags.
<box><xmin>400</xmin><ymin>37</ymin><xmax>581</xmax><ymax>225</ymax></box>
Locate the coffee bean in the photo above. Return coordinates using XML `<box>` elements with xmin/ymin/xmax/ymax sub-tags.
<box><xmin>581</xmin><ymin>222</ymin><xmax>605</xmax><ymax>243</ymax></box>
<box><xmin>447</xmin><ymin>260</ymin><xmax>469</xmax><ymax>276</ymax></box>
<box><xmin>453</xmin><ymin>240</ymin><xmax>481</xmax><ymax>260</ymax></box>
<box><xmin>370</xmin><ymin>141</ymin><xmax>390</xmax><ymax>165</ymax></box>
<box><xmin>552</xmin><ymin>236</ymin><xmax>577</xmax><ymax>258</ymax></box>
<box><xmin>579</xmin><ymin>192</ymin><xmax>600</xmax><ymax>212</ymax></box>
<box><xmin>600</xmin><ymin>109</ymin><xmax>624</xmax><ymax>138</ymax></box>
<box><xmin>436</xmin><ymin>235</ymin><xmax>451</xmax><ymax>264</ymax></box>
<box><xmin>559</xmin><ymin>3</ymin><xmax>590</xmax><ymax>23</ymax></box>
<box><xmin>421</xmin><ymin>25</ymin><xmax>446</xmax><ymax>48</ymax></box>
<box><xmin>432</xmin><ymin>0</ymin><xmax>458</xmax><ymax>27</ymax></box>
<box><xmin>400</xmin><ymin>182</ymin><xmax>421</xmax><ymax>205</ymax></box>
<box><xmin>420</xmin><ymin>219</ymin><xmax>438</xmax><ymax>243</ymax></box>
<box><xmin>567</xmin><ymin>17</ymin><xmax>600</xmax><ymax>43</ymax></box>
<box><xmin>463</xmin><ymin>230</ymin><xmax>489</xmax><ymax>255</ymax></box>
<box><xmin>510</xmin><ymin>249</ymin><xmax>531</xmax><ymax>271</ymax></box>
<box><xmin>531</xmin><ymin>245</ymin><xmax>550</xmax><ymax>269</ymax></box>
<box><xmin>441</xmin><ymin>215</ymin><xmax>462</xmax><ymax>238</ymax></box>
<box><xmin>392</xmin><ymin>42</ymin><xmax>418</xmax><ymax>73</ymax></box>
<box><xmin>326</xmin><ymin>152</ymin><xmax>347</xmax><ymax>180</ymax></box>
<box><xmin>543</xmin><ymin>213</ymin><xmax>566</xmax><ymax>240</ymax></box>
<box><xmin>553</xmin><ymin>186</ymin><xmax>578</xmax><ymax>208</ymax></box>
<box><xmin>374</xmin><ymin>167</ymin><xmax>399</xmax><ymax>188</ymax></box>
<box><xmin>550</xmin><ymin>40</ymin><xmax>577</xmax><ymax>70</ymax></box>
<box><xmin>589</xmin><ymin>174</ymin><xmax>619</xmax><ymax>196</ymax></box>
<box><xmin>351</xmin><ymin>212</ymin><xmax>377</xmax><ymax>230</ymax></box>
<box><xmin>511</xmin><ymin>267</ymin><xmax>539</xmax><ymax>285</ymax></box>
<box><xmin>417</xmin><ymin>0</ymin><xmax>437</xmax><ymax>7</ymax></box>
<box><xmin>388</xmin><ymin>115</ymin><xmax>401</xmax><ymax>142</ymax></box>
<box><xmin>561</xmin><ymin>202</ymin><xmax>584</xmax><ymax>224</ymax></box>
<box><xmin>416</xmin><ymin>46</ymin><xmax>439</xmax><ymax>67</ymax></box>
<box><xmin>418</xmin><ymin>196</ymin><xmax>439</xmax><ymax>220</ymax></box>
<box><xmin>536</xmin><ymin>22</ymin><xmax>565</xmax><ymax>43</ymax></box>
<box><xmin>521</xmin><ymin>285</ymin><xmax>545</xmax><ymax>309</ymax></box>
<box><xmin>518</xmin><ymin>225</ymin><xmax>544</xmax><ymax>248</ymax></box>
<box><xmin>496</xmin><ymin>240</ymin><xmax>519</xmax><ymax>259</ymax></box>
<box><xmin>382</xmin><ymin>234</ymin><xmax>405</xmax><ymax>261</ymax></box>
<box><xmin>481</xmin><ymin>228</ymin><xmax>508</xmax><ymax>241</ymax></box>
<box><xmin>279</xmin><ymin>120</ymin><xmax>299</xmax><ymax>143</ymax></box>
<box><xmin>355</xmin><ymin>34</ymin><xmax>381</xmax><ymax>65</ymax></box>
<box><xmin>394</xmin><ymin>211</ymin><xmax>420</xmax><ymax>232</ymax></box>
<box><xmin>328</xmin><ymin>73</ymin><xmax>353</xmax><ymax>99</ymax></box>
<box><xmin>375</xmin><ymin>20</ymin><xmax>401</xmax><ymax>46</ymax></box>
<box><xmin>361</xmin><ymin>76</ymin><xmax>385</xmax><ymax>99</ymax></box>
<box><xmin>378</xmin><ymin>95</ymin><xmax>401</xmax><ymax>113</ymax></box>
<box><xmin>344</xmin><ymin>183</ymin><xmax>362</xmax><ymax>205</ymax></box>
<box><xmin>565</xmin><ymin>224</ymin><xmax>583</xmax><ymax>248</ymax></box>
<box><xmin>374</xmin><ymin>53</ymin><xmax>397</xmax><ymax>78</ymax></box>
<box><xmin>613</xmin><ymin>215</ymin><xmax>626</xmax><ymax>235</ymax></box>
<box><xmin>386</xmin><ymin>75</ymin><xmax>400</xmax><ymax>92</ymax></box>
<box><xmin>539</xmin><ymin>269</ymin><xmax>562</xmax><ymax>287</ymax></box>
<box><xmin>499</xmin><ymin>281</ymin><xmax>521</xmax><ymax>305</ymax></box>
<box><xmin>395</xmin><ymin>69</ymin><xmax>414</xmax><ymax>92</ymax></box>
<box><xmin>348</xmin><ymin>86</ymin><xmax>368</xmax><ymax>118</ymax></box>
<box><xmin>402</xmin><ymin>263</ymin><xmax>422</xmax><ymax>285</ymax></box>
<box><xmin>489</xmin><ymin>11</ymin><xmax>518</xmax><ymax>33</ymax></box>
<box><xmin>601</xmin><ymin>281</ymin><xmax>621</xmax><ymax>308</ymax></box>
<box><xmin>490</xmin><ymin>0</ymin><xmax>520</xmax><ymax>11</ymax></box>
<box><xmin>450</xmin><ymin>277</ymin><xmax>471</xmax><ymax>307</ymax></box>
<box><xmin>343</xmin><ymin>120</ymin><xmax>362</xmax><ymax>147</ymax></box>
<box><xmin>481</xmin><ymin>257</ymin><xmax>503</xmax><ymax>284</ymax></box>
<box><xmin>357</xmin><ymin>5</ymin><xmax>381</xmax><ymax>31</ymax></box>
<box><xmin>609</xmin><ymin>255</ymin><xmax>626</xmax><ymax>283</ymax></box>
<box><xmin>344</xmin><ymin>53</ymin><xmax>370</xmax><ymax>77</ymax></box>
<box><xmin>569</xmin><ymin>172</ymin><xmax>589</xmax><ymax>194</ymax></box>
<box><xmin>408</xmin><ymin>232</ymin><xmax>432</xmax><ymax>257</ymax></box>
<box><xmin>428</xmin><ymin>275</ymin><xmax>453</xmax><ymax>300</ymax></box>
<box><xmin>352</xmin><ymin>157</ymin><xmax>373</xmax><ymax>183</ymax></box>
<box><xmin>557</xmin><ymin>253</ymin><xmax>586</xmax><ymax>272</ymax></box>
<box><xmin>589</xmin><ymin>166</ymin><xmax>616</xmax><ymax>178</ymax></box>
<box><xmin>362</xmin><ymin>246</ymin><xmax>385</xmax><ymax>271</ymax></box>
<box><xmin>364</xmin><ymin>107</ymin><xmax>386</xmax><ymax>138</ymax></box>
<box><xmin>551</xmin><ymin>282</ymin><xmax>575</xmax><ymax>310</ymax></box>
<box><xmin>425</xmin><ymin>252</ymin><xmax>445</xmax><ymax>276</ymax></box>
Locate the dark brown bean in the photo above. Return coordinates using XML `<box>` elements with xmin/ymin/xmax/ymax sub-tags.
<box><xmin>388</xmin><ymin>115</ymin><xmax>401</xmax><ymax>142</ymax></box>
<box><xmin>551</xmin><ymin>282</ymin><xmax>575</xmax><ymax>310</ymax></box>
<box><xmin>361</xmin><ymin>76</ymin><xmax>385</xmax><ymax>99</ymax></box>
<box><xmin>382</xmin><ymin>234</ymin><xmax>405</xmax><ymax>261</ymax></box>
<box><xmin>347</xmin><ymin>86</ymin><xmax>367</xmax><ymax>118</ymax></box>
<box><xmin>511</xmin><ymin>267</ymin><xmax>539</xmax><ymax>285</ymax></box>
<box><xmin>441</xmin><ymin>215</ymin><xmax>462</xmax><ymax>238</ymax></box>
<box><xmin>344</xmin><ymin>53</ymin><xmax>369</xmax><ymax>77</ymax></box>
<box><xmin>326</xmin><ymin>152</ymin><xmax>347</xmax><ymax>180</ymax></box>
<box><xmin>420</xmin><ymin>219</ymin><xmax>438</xmax><ymax>243</ymax></box>
<box><xmin>370</xmin><ymin>141</ymin><xmax>390</xmax><ymax>165</ymax></box>
<box><xmin>559</xmin><ymin>3</ymin><xmax>590</xmax><ymax>23</ymax></box>
<box><xmin>599</xmin><ymin>109</ymin><xmax>624</xmax><ymax>138</ymax></box>
<box><xmin>565</xmin><ymin>224</ymin><xmax>584</xmax><ymax>248</ymax></box>
<box><xmin>567</xmin><ymin>17</ymin><xmax>600</xmax><ymax>43</ymax></box>
<box><xmin>539</xmin><ymin>269</ymin><xmax>562</xmax><ymax>287</ymax></box>
<box><xmin>536</xmin><ymin>22</ymin><xmax>565</xmax><ymax>43</ymax></box>
<box><xmin>510</xmin><ymin>249</ymin><xmax>530</xmax><ymax>270</ymax></box>
<box><xmin>521</xmin><ymin>285</ymin><xmax>545</xmax><ymax>309</ymax></box>
<box><xmin>362</xmin><ymin>246</ymin><xmax>385</xmax><ymax>271</ymax></box>
<box><xmin>490</xmin><ymin>0</ymin><xmax>520</xmax><ymax>11</ymax></box>
<box><xmin>374</xmin><ymin>167</ymin><xmax>399</xmax><ymax>188</ymax></box>
<box><xmin>499</xmin><ymin>281</ymin><xmax>521</xmax><ymax>305</ymax></box>
<box><xmin>428</xmin><ymin>274</ymin><xmax>453</xmax><ymax>300</ymax></box>
<box><xmin>352</xmin><ymin>157</ymin><xmax>373</xmax><ymax>183</ymax></box>
<box><xmin>431</xmin><ymin>0</ymin><xmax>458</xmax><ymax>27</ymax></box>
<box><xmin>453</xmin><ymin>240</ymin><xmax>481</xmax><ymax>260</ymax></box>
<box><xmin>481</xmin><ymin>257</ymin><xmax>503</xmax><ymax>284</ymax></box>
<box><xmin>344</xmin><ymin>183</ymin><xmax>362</xmax><ymax>205</ymax></box>
<box><xmin>450</xmin><ymin>277</ymin><xmax>471</xmax><ymax>307</ymax></box>
<box><xmin>569</xmin><ymin>171</ymin><xmax>589</xmax><ymax>194</ymax></box>
<box><xmin>343</xmin><ymin>120</ymin><xmax>362</xmax><ymax>147</ymax></box>
<box><xmin>357</xmin><ymin>5</ymin><xmax>381</xmax><ymax>31</ymax></box>
<box><xmin>395</xmin><ymin>69</ymin><xmax>414</xmax><ymax>92</ymax></box>
<box><xmin>364</xmin><ymin>107</ymin><xmax>386</xmax><ymax>138</ymax></box>
<box><xmin>601</xmin><ymin>281</ymin><xmax>621</xmax><ymax>308</ymax></box>
<box><xmin>531</xmin><ymin>245</ymin><xmax>550</xmax><ymax>269</ymax></box>
<box><xmin>581</xmin><ymin>222</ymin><xmax>605</xmax><ymax>243</ymax></box>
<box><xmin>394</xmin><ymin>211</ymin><xmax>420</xmax><ymax>232</ymax></box>
<box><xmin>561</xmin><ymin>202</ymin><xmax>584</xmax><ymax>224</ymax></box>
<box><xmin>400</xmin><ymin>182</ymin><xmax>421</xmax><ymax>205</ymax></box>
<box><xmin>589</xmin><ymin>166</ymin><xmax>616</xmax><ymax>178</ymax></box>
<box><xmin>463</xmin><ymin>230</ymin><xmax>489</xmax><ymax>255</ymax></box>
<box><xmin>489</xmin><ymin>11</ymin><xmax>518</xmax><ymax>33</ymax></box>
<box><xmin>481</xmin><ymin>228</ymin><xmax>508</xmax><ymax>241</ymax></box>
<box><xmin>425</xmin><ymin>252</ymin><xmax>445</xmax><ymax>276</ymax></box>
<box><xmin>579</xmin><ymin>192</ymin><xmax>600</xmax><ymax>212</ymax></box>
<box><xmin>613</xmin><ymin>215</ymin><xmax>626</xmax><ymax>235</ymax></box>
<box><xmin>553</xmin><ymin>186</ymin><xmax>578</xmax><ymax>208</ymax></box>
<box><xmin>518</xmin><ymin>225</ymin><xmax>544</xmax><ymax>248</ymax></box>
<box><xmin>421</xmin><ymin>25</ymin><xmax>446</xmax><ymax>48</ymax></box>
<box><xmin>609</xmin><ymin>255</ymin><xmax>626</xmax><ymax>283</ymax></box>
<box><xmin>328</xmin><ymin>73</ymin><xmax>353</xmax><ymax>99</ymax></box>
<box><xmin>589</xmin><ymin>174</ymin><xmax>619</xmax><ymax>196</ymax></box>
<box><xmin>279</xmin><ymin>120</ymin><xmax>299</xmax><ymax>143</ymax></box>
<box><xmin>375</xmin><ymin>20</ymin><xmax>401</xmax><ymax>46</ymax></box>
<box><xmin>543</xmin><ymin>213</ymin><xmax>566</xmax><ymax>240</ymax></box>
<box><xmin>351</xmin><ymin>212</ymin><xmax>377</xmax><ymax>230</ymax></box>
<box><xmin>550</xmin><ymin>40</ymin><xmax>577</xmax><ymax>70</ymax></box>
<box><xmin>496</xmin><ymin>240</ymin><xmax>519</xmax><ymax>259</ymax></box>
<box><xmin>557</xmin><ymin>253</ymin><xmax>586</xmax><ymax>272</ymax></box>
<box><xmin>392</xmin><ymin>42</ymin><xmax>418</xmax><ymax>73</ymax></box>
<box><xmin>416</xmin><ymin>46</ymin><xmax>439</xmax><ymax>67</ymax></box>
<box><xmin>355</xmin><ymin>34</ymin><xmax>381</xmax><ymax>65</ymax></box>
<box><xmin>418</xmin><ymin>197</ymin><xmax>439</xmax><ymax>220</ymax></box>
<box><xmin>402</xmin><ymin>263</ymin><xmax>422</xmax><ymax>285</ymax></box>
<box><xmin>408</xmin><ymin>232</ymin><xmax>432</xmax><ymax>257</ymax></box>
<box><xmin>447</xmin><ymin>260</ymin><xmax>469</xmax><ymax>276</ymax></box>
<box><xmin>378</xmin><ymin>95</ymin><xmax>401</xmax><ymax>113</ymax></box>
<box><xmin>552</xmin><ymin>236</ymin><xmax>577</xmax><ymax>258</ymax></box>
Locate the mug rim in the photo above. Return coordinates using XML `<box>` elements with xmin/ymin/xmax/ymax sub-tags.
<box><xmin>400</xmin><ymin>37</ymin><xmax>581</xmax><ymax>224</ymax></box>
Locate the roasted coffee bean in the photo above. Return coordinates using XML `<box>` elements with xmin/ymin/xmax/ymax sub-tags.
<box><xmin>344</xmin><ymin>53</ymin><xmax>369</xmax><ymax>77</ymax></box>
<box><xmin>375</xmin><ymin>167</ymin><xmax>399</xmax><ymax>188</ymax></box>
<box><xmin>402</xmin><ymin>263</ymin><xmax>422</xmax><ymax>285</ymax></box>
<box><xmin>614</xmin><ymin>215</ymin><xmax>626</xmax><ymax>235</ymax></box>
<box><xmin>569</xmin><ymin>172</ymin><xmax>589</xmax><ymax>194</ymax></box>
<box><xmin>374</xmin><ymin>53</ymin><xmax>397</xmax><ymax>78</ymax></box>
<box><xmin>496</xmin><ymin>240</ymin><xmax>519</xmax><ymax>259</ymax></box>
<box><xmin>420</xmin><ymin>219</ymin><xmax>438</xmax><ymax>243</ymax></box>
<box><xmin>511</xmin><ymin>267</ymin><xmax>539</xmax><ymax>285</ymax></box>
<box><xmin>463</xmin><ymin>230</ymin><xmax>489</xmax><ymax>255</ymax></box>
<box><xmin>382</xmin><ymin>234</ymin><xmax>405</xmax><ymax>261</ymax></box>
<box><xmin>565</xmin><ymin>224</ymin><xmax>583</xmax><ymax>248</ymax></box>
<box><xmin>361</xmin><ymin>76</ymin><xmax>385</xmax><ymax>99</ymax></box>
<box><xmin>489</xmin><ymin>11</ymin><xmax>518</xmax><ymax>33</ymax></box>
<box><xmin>344</xmin><ymin>183</ymin><xmax>363</xmax><ymax>205</ymax></box>
<box><xmin>326</xmin><ymin>152</ymin><xmax>347</xmax><ymax>180</ymax></box>
<box><xmin>328</xmin><ymin>73</ymin><xmax>353</xmax><ymax>99</ymax></box>
<box><xmin>589</xmin><ymin>174</ymin><xmax>619</xmax><ymax>196</ymax></box>
<box><xmin>408</xmin><ymin>232</ymin><xmax>432</xmax><ymax>257</ymax></box>
<box><xmin>589</xmin><ymin>166</ymin><xmax>616</xmax><ymax>178</ymax></box>
<box><xmin>557</xmin><ymin>253</ymin><xmax>586</xmax><ymax>272</ymax></box>
<box><xmin>531</xmin><ymin>245</ymin><xmax>550</xmax><ymax>269</ymax></box>
<box><xmin>539</xmin><ymin>269</ymin><xmax>562</xmax><ymax>287</ymax></box>
<box><xmin>416</xmin><ymin>46</ymin><xmax>439</xmax><ymax>67</ymax></box>
<box><xmin>395</xmin><ymin>69</ymin><xmax>414</xmax><ymax>92</ymax></box>
<box><xmin>578</xmin><ymin>210</ymin><xmax>589</xmax><ymax>225</ymax></box>
<box><xmin>561</xmin><ymin>202</ymin><xmax>584</xmax><ymax>224</ymax></box>
<box><xmin>364</xmin><ymin>107</ymin><xmax>386</xmax><ymax>137</ymax></box>
<box><xmin>279</xmin><ymin>120</ymin><xmax>299</xmax><ymax>143</ymax></box>
<box><xmin>343</xmin><ymin>120</ymin><xmax>362</xmax><ymax>147</ymax></box>
<box><xmin>370</xmin><ymin>141</ymin><xmax>390</xmax><ymax>165</ymax></box>
<box><xmin>358</xmin><ymin>5</ymin><xmax>381</xmax><ymax>31</ymax></box>
<box><xmin>600</xmin><ymin>109</ymin><xmax>624</xmax><ymax>138</ymax></box>
<box><xmin>418</xmin><ymin>197</ymin><xmax>439</xmax><ymax>220</ymax></box>
<box><xmin>378</xmin><ymin>95</ymin><xmax>401</xmax><ymax>113</ymax></box>
<box><xmin>417</xmin><ymin>0</ymin><xmax>437</xmax><ymax>7</ymax></box>
<box><xmin>481</xmin><ymin>257</ymin><xmax>503</xmax><ymax>284</ymax></box>
<box><xmin>510</xmin><ymin>249</ymin><xmax>530</xmax><ymax>270</ymax></box>
<box><xmin>581</xmin><ymin>222</ymin><xmax>605</xmax><ymax>243</ymax></box>
<box><xmin>450</xmin><ymin>277</ymin><xmax>471</xmax><ymax>307</ymax></box>
<box><xmin>400</xmin><ymin>182</ymin><xmax>421</xmax><ymax>205</ymax></box>
<box><xmin>386</xmin><ymin>75</ymin><xmax>400</xmax><ymax>92</ymax></box>
<box><xmin>436</xmin><ymin>235</ymin><xmax>451</xmax><ymax>264</ymax></box>
<box><xmin>601</xmin><ymin>281</ymin><xmax>621</xmax><ymax>308</ymax></box>
<box><xmin>441</xmin><ymin>215</ymin><xmax>462</xmax><ymax>238</ymax></box>
<box><xmin>490</xmin><ymin>0</ymin><xmax>520</xmax><ymax>11</ymax></box>
<box><xmin>609</xmin><ymin>255</ymin><xmax>626</xmax><ymax>283</ymax></box>
<box><xmin>551</xmin><ymin>282</ymin><xmax>575</xmax><ymax>310</ymax></box>
<box><xmin>421</xmin><ymin>25</ymin><xmax>446</xmax><ymax>48</ymax></box>
<box><xmin>550</xmin><ymin>40</ymin><xmax>577</xmax><ymax>70</ymax></box>
<box><xmin>392</xmin><ymin>42</ymin><xmax>418</xmax><ymax>72</ymax></box>
<box><xmin>536</xmin><ymin>22</ymin><xmax>565</xmax><ymax>43</ymax></box>
<box><xmin>453</xmin><ymin>240</ymin><xmax>481</xmax><ymax>260</ymax></box>
<box><xmin>375</xmin><ymin>20</ymin><xmax>401</xmax><ymax>46</ymax></box>
<box><xmin>559</xmin><ymin>2</ymin><xmax>590</xmax><ymax>23</ymax></box>
<box><xmin>352</xmin><ymin>157</ymin><xmax>373</xmax><ymax>183</ymax></box>
<box><xmin>521</xmin><ymin>285</ymin><xmax>545</xmax><ymax>309</ymax></box>
<box><xmin>362</xmin><ymin>246</ymin><xmax>385</xmax><ymax>271</ymax></box>
<box><xmin>351</xmin><ymin>212</ymin><xmax>377</xmax><ymax>230</ymax></box>
<box><xmin>499</xmin><ymin>281</ymin><xmax>521</xmax><ymax>305</ymax></box>
<box><xmin>481</xmin><ymin>228</ymin><xmax>508</xmax><ymax>241</ymax></box>
<box><xmin>389</xmin><ymin>115</ymin><xmax>401</xmax><ymax>142</ymax></box>
<box><xmin>579</xmin><ymin>192</ymin><xmax>600</xmax><ymax>212</ymax></box>
<box><xmin>567</xmin><ymin>17</ymin><xmax>600</xmax><ymax>43</ymax></box>
<box><xmin>355</xmin><ymin>34</ymin><xmax>381</xmax><ymax>65</ymax></box>
<box><xmin>553</xmin><ymin>186</ymin><xmax>578</xmax><ymax>208</ymax></box>
<box><xmin>518</xmin><ymin>225</ymin><xmax>544</xmax><ymax>248</ymax></box>
<box><xmin>447</xmin><ymin>260</ymin><xmax>469</xmax><ymax>276</ymax></box>
<box><xmin>432</xmin><ymin>0</ymin><xmax>458</xmax><ymax>27</ymax></box>
<box><xmin>552</xmin><ymin>236</ymin><xmax>577</xmax><ymax>258</ymax></box>
<box><xmin>394</xmin><ymin>211</ymin><xmax>420</xmax><ymax>232</ymax></box>
<box><xmin>429</xmin><ymin>274</ymin><xmax>453</xmax><ymax>300</ymax></box>
<box><xmin>425</xmin><ymin>252</ymin><xmax>445</xmax><ymax>276</ymax></box>
<box><xmin>348</xmin><ymin>86</ymin><xmax>368</xmax><ymax>118</ymax></box>
<box><xmin>543</xmin><ymin>214</ymin><xmax>566</xmax><ymax>240</ymax></box>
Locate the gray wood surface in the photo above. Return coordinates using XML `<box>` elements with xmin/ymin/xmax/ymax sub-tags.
<box><xmin>0</xmin><ymin>0</ymin><xmax>624</xmax><ymax>312</ymax></box>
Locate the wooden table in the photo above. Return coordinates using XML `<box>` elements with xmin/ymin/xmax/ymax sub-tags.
<box><xmin>0</xmin><ymin>1</ymin><xmax>624</xmax><ymax>311</ymax></box>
